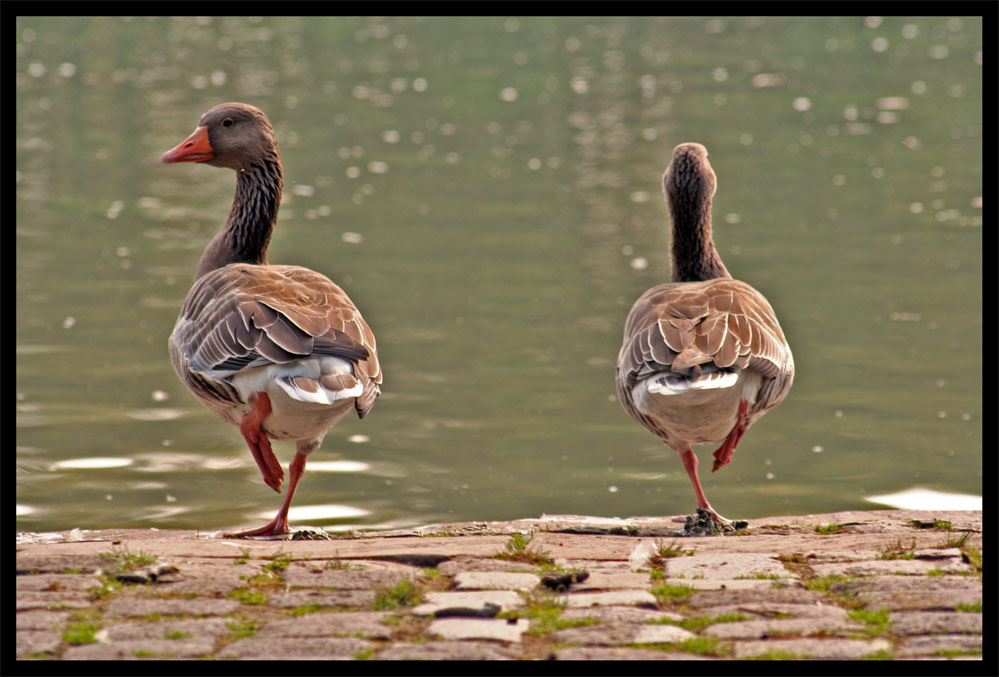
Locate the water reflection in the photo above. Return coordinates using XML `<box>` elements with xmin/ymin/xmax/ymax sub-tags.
<box><xmin>865</xmin><ymin>488</ymin><xmax>982</xmax><ymax>511</ymax></box>
<box><xmin>16</xmin><ymin>16</ymin><xmax>982</xmax><ymax>532</ymax></box>
<box><xmin>51</xmin><ymin>457</ymin><xmax>133</xmax><ymax>470</ymax></box>
<box><xmin>251</xmin><ymin>503</ymin><xmax>370</xmax><ymax>524</ymax></box>
<box><xmin>307</xmin><ymin>461</ymin><xmax>371</xmax><ymax>473</ymax></box>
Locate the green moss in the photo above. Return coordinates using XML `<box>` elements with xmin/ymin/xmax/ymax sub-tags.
<box><xmin>631</xmin><ymin>635</ymin><xmax>731</xmax><ymax>657</ymax></box>
<box><xmin>62</xmin><ymin>621</ymin><xmax>98</xmax><ymax>645</ymax></box>
<box><xmin>229</xmin><ymin>587</ymin><xmax>268</xmax><ymax>605</ymax></box>
<box><xmin>373</xmin><ymin>578</ymin><xmax>423</xmax><ymax>610</ymax></box>
<box><xmin>745</xmin><ymin>649</ymin><xmax>811</xmax><ymax>659</ymax></box>
<box><xmin>263</xmin><ymin>551</ymin><xmax>293</xmax><ymax>572</ymax></box>
<box><xmin>848</xmin><ymin>607</ymin><xmax>893</xmax><ymax>637</ymax></box>
<box><xmin>502</xmin><ymin>589</ymin><xmax>569</xmax><ymax>635</ymax></box>
<box><xmin>223</xmin><ymin>618</ymin><xmax>260</xmax><ymax>641</ymax></box>
<box><xmin>650</xmin><ymin>582</ymin><xmax>695</xmax><ymax>604</ymax></box>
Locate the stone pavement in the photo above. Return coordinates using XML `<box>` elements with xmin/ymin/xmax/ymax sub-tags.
<box><xmin>15</xmin><ymin>510</ymin><xmax>982</xmax><ymax>661</ymax></box>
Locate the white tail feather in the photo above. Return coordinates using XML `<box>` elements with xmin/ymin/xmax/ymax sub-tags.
<box><xmin>646</xmin><ymin>370</ymin><xmax>739</xmax><ymax>396</ymax></box>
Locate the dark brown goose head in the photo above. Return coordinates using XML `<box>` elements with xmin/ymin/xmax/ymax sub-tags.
<box><xmin>162</xmin><ymin>103</ymin><xmax>283</xmax><ymax>279</ymax></box>
<box><xmin>663</xmin><ymin>143</ymin><xmax>730</xmax><ymax>283</ymax></box>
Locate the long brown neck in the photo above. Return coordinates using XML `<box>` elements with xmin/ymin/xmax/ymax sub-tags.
<box><xmin>195</xmin><ymin>156</ymin><xmax>283</xmax><ymax>279</ymax></box>
<box><xmin>668</xmin><ymin>191</ymin><xmax>730</xmax><ymax>282</ymax></box>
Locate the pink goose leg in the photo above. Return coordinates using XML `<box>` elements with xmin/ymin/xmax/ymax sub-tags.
<box><xmin>678</xmin><ymin>447</ymin><xmax>731</xmax><ymax>525</ymax></box>
<box><xmin>238</xmin><ymin>393</ymin><xmax>284</xmax><ymax>492</ymax></box>
<box><xmin>228</xmin><ymin>451</ymin><xmax>308</xmax><ymax>537</ymax></box>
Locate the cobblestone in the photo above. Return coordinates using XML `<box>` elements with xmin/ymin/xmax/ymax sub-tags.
<box><xmin>15</xmin><ymin>510</ymin><xmax>982</xmax><ymax>661</ymax></box>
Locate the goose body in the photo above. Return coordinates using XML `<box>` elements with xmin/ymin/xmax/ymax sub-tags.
<box><xmin>616</xmin><ymin>143</ymin><xmax>793</xmax><ymax>524</ymax></box>
<box><xmin>163</xmin><ymin>103</ymin><xmax>381</xmax><ymax>536</ymax></box>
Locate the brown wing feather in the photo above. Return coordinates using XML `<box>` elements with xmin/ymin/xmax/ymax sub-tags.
<box><xmin>171</xmin><ymin>263</ymin><xmax>382</xmax><ymax>413</ymax></box>
<box><xmin>617</xmin><ymin>278</ymin><xmax>792</xmax><ymax>418</ymax></box>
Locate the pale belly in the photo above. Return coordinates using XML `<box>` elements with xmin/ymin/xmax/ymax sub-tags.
<box><xmin>260</xmin><ymin>387</ymin><xmax>356</xmax><ymax>440</ymax></box>
<box><xmin>202</xmin><ymin>383</ymin><xmax>356</xmax><ymax>442</ymax></box>
<box><xmin>631</xmin><ymin>371</ymin><xmax>760</xmax><ymax>447</ymax></box>
<box><xmin>173</xmin><ymin>345</ymin><xmax>362</xmax><ymax>442</ymax></box>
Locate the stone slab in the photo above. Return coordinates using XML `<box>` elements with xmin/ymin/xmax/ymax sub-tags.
<box><xmin>426</xmin><ymin>617</ymin><xmax>529</xmax><ymax>642</ymax></box>
<box><xmin>452</xmin><ymin>571</ymin><xmax>540</xmax><ymax>591</ymax></box>
<box><xmin>411</xmin><ymin>590</ymin><xmax>524</xmax><ymax>616</ymax></box>
<box><xmin>14</xmin><ymin>510</ymin><xmax>983</xmax><ymax>662</ymax></box>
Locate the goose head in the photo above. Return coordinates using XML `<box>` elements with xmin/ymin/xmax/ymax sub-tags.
<box><xmin>663</xmin><ymin>142</ymin><xmax>717</xmax><ymax>207</ymax></box>
<box><xmin>161</xmin><ymin>102</ymin><xmax>279</xmax><ymax>173</ymax></box>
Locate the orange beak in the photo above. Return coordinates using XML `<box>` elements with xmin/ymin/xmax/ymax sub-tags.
<box><xmin>161</xmin><ymin>125</ymin><xmax>214</xmax><ymax>164</ymax></box>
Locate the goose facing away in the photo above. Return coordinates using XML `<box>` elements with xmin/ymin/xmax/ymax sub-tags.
<box><xmin>615</xmin><ymin>143</ymin><xmax>793</xmax><ymax>524</ymax></box>
<box><xmin>162</xmin><ymin>102</ymin><xmax>382</xmax><ymax>536</ymax></box>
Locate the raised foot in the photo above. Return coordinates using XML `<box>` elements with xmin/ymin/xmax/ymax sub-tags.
<box><xmin>711</xmin><ymin>399</ymin><xmax>749</xmax><ymax>472</ymax></box>
<box><xmin>239</xmin><ymin>392</ymin><xmax>284</xmax><ymax>492</ymax></box>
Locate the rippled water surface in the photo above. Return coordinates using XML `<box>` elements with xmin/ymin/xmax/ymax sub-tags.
<box><xmin>17</xmin><ymin>17</ymin><xmax>982</xmax><ymax>532</ymax></box>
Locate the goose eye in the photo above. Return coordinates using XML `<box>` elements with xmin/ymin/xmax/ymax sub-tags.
<box><xmin>222</xmin><ymin>118</ymin><xmax>234</xmax><ymax>128</ymax></box>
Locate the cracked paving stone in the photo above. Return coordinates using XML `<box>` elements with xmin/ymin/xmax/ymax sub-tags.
<box><xmin>897</xmin><ymin>635</ymin><xmax>982</xmax><ymax>657</ymax></box>
<box><xmin>563</xmin><ymin>590</ymin><xmax>658</xmax><ymax>608</ymax></box>
<box><xmin>268</xmin><ymin>589</ymin><xmax>376</xmax><ymax>608</ymax></box>
<box><xmin>452</xmin><ymin>571</ymin><xmax>540</xmax><ymax>591</ymax></box>
<box><xmin>553</xmin><ymin>647</ymin><xmax>710</xmax><ymax>660</ymax></box>
<box><xmin>705</xmin><ymin>617</ymin><xmax>863</xmax><ymax>640</ymax></box>
<box><xmin>218</xmin><ymin>636</ymin><xmax>374</xmax><ymax>659</ymax></box>
<box><xmin>257</xmin><ymin>611</ymin><xmax>394</xmax><ymax>639</ymax></box>
<box><xmin>16</xmin><ymin>610</ymin><xmax>72</xmax><ymax>630</ymax></box>
<box><xmin>734</xmin><ymin>638</ymin><xmax>892</xmax><ymax>659</ymax></box>
<box><xmin>890</xmin><ymin>611</ymin><xmax>982</xmax><ymax>635</ymax></box>
<box><xmin>376</xmin><ymin>641</ymin><xmax>518</xmax><ymax>660</ymax></box>
<box><xmin>62</xmin><ymin>639</ymin><xmax>216</xmax><ymax>660</ymax></box>
<box><xmin>104</xmin><ymin>617</ymin><xmax>229</xmax><ymax>642</ymax></box>
<box><xmin>105</xmin><ymin>598</ymin><xmax>239</xmax><ymax>617</ymax></box>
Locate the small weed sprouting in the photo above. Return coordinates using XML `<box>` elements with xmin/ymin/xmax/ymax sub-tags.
<box><xmin>88</xmin><ymin>545</ymin><xmax>161</xmax><ymax>600</ymax></box>
<box><xmin>97</xmin><ymin>545</ymin><xmax>158</xmax><ymax>575</ymax></box>
<box><xmin>224</xmin><ymin>618</ymin><xmax>259</xmax><ymax>642</ymax></box>
<box><xmin>286</xmin><ymin>604</ymin><xmax>323</xmax><ymax>617</ymax></box>
<box><xmin>374</xmin><ymin>578</ymin><xmax>423</xmax><ymax>610</ymax></box>
<box><xmin>776</xmin><ymin>552</ymin><xmax>813</xmax><ymax>580</ymax></box>
<box><xmin>937</xmin><ymin>530</ymin><xmax>971</xmax><ymax>549</ymax></box>
<box><xmin>650</xmin><ymin>582</ymin><xmax>695</xmax><ymax>605</ymax></box>
<box><xmin>745</xmin><ymin>649</ymin><xmax>811</xmax><ymax>660</ymax></box>
<box><xmin>504</xmin><ymin>588</ymin><xmax>569</xmax><ymax>635</ymax></box>
<box><xmin>877</xmin><ymin>537</ymin><xmax>917</xmax><ymax>560</ymax></box>
<box><xmin>494</xmin><ymin>531</ymin><xmax>553</xmax><ymax>566</ymax></box>
<box><xmin>631</xmin><ymin>635</ymin><xmax>731</xmax><ymax>657</ymax></box>
<box><xmin>652</xmin><ymin>538</ymin><xmax>695</xmax><ymax>562</ymax></box>
<box><xmin>805</xmin><ymin>575</ymin><xmax>866</xmax><ymax>610</ymax></box>
<box><xmin>263</xmin><ymin>551</ymin><xmax>293</xmax><ymax>573</ymax></box>
<box><xmin>961</xmin><ymin>546</ymin><xmax>982</xmax><ymax>575</ymax></box>
<box><xmin>322</xmin><ymin>552</ymin><xmax>353</xmax><ymax>570</ymax></box>
<box><xmin>88</xmin><ymin>576</ymin><xmax>124</xmax><ymax>602</ymax></box>
<box><xmin>849</xmin><ymin>608</ymin><xmax>893</xmax><ymax>637</ymax></box>
<box><xmin>418</xmin><ymin>568</ymin><xmax>453</xmax><ymax>593</ymax></box>
<box><xmin>62</xmin><ymin>620</ymin><xmax>98</xmax><ymax>645</ymax></box>
<box><xmin>910</xmin><ymin>519</ymin><xmax>953</xmax><ymax>531</ymax></box>
<box><xmin>229</xmin><ymin>587</ymin><xmax>268</xmax><ymax>605</ymax></box>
